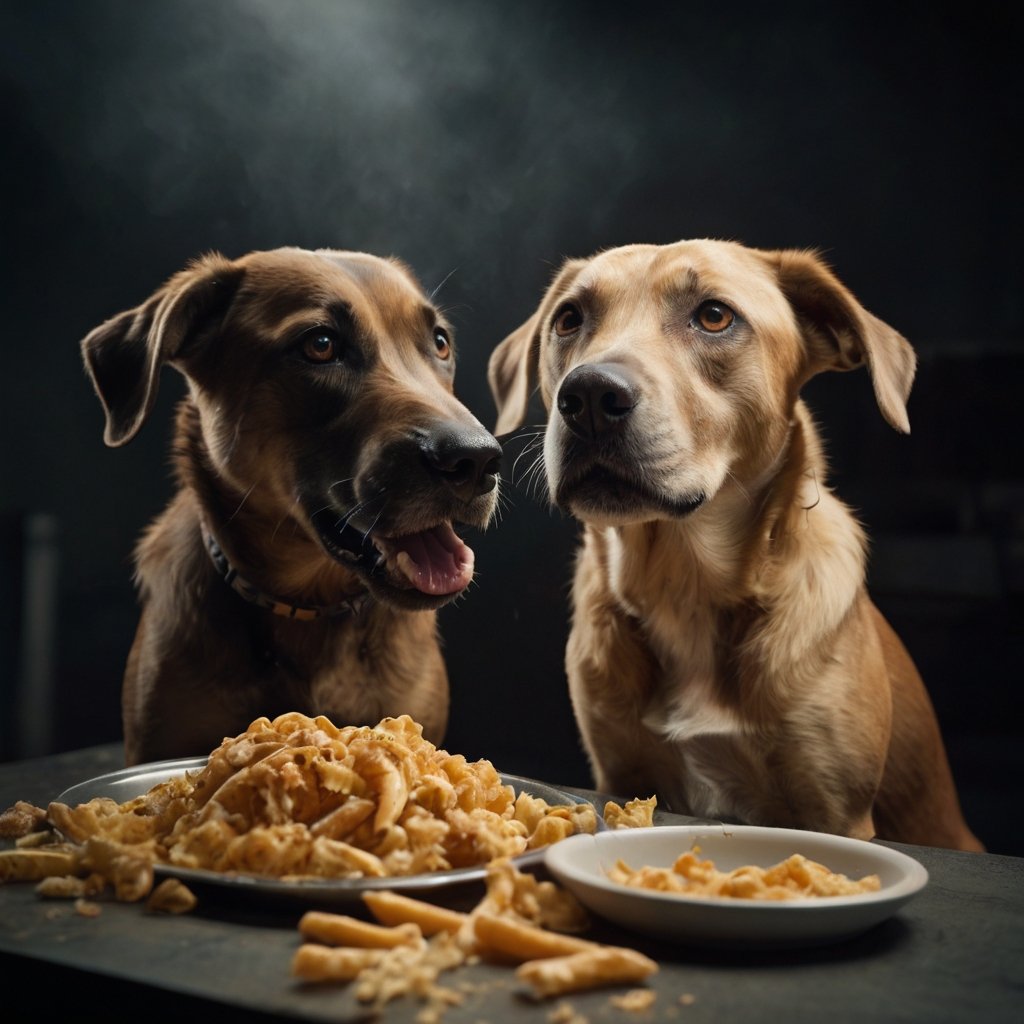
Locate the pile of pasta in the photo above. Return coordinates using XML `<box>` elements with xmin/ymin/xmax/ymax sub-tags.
<box><xmin>1</xmin><ymin>713</ymin><xmax>598</xmax><ymax>900</ymax></box>
<box><xmin>609</xmin><ymin>847</ymin><xmax>881</xmax><ymax>900</ymax></box>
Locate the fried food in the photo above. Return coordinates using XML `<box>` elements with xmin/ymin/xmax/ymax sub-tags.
<box><xmin>361</xmin><ymin>889</ymin><xmax>466</xmax><ymax>936</ymax></box>
<box><xmin>603</xmin><ymin>796</ymin><xmax>657</xmax><ymax>830</ymax></box>
<box><xmin>0</xmin><ymin>800</ymin><xmax>47</xmax><ymax>838</ymax></box>
<box><xmin>471</xmin><ymin>912</ymin><xmax>598</xmax><ymax>962</ymax></box>
<box><xmin>516</xmin><ymin>947</ymin><xmax>658</xmax><ymax>998</ymax></box>
<box><xmin>292</xmin><ymin>944</ymin><xmax>388</xmax><ymax>981</ymax></box>
<box><xmin>33</xmin><ymin>713</ymin><xmax>598</xmax><ymax>892</ymax></box>
<box><xmin>468</xmin><ymin>856</ymin><xmax>590</xmax><ymax>935</ymax></box>
<box><xmin>145</xmin><ymin>877</ymin><xmax>198</xmax><ymax>914</ymax></box>
<box><xmin>609</xmin><ymin>847</ymin><xmax>881</xmax><ymax>899</ymax></box>
<box><xmin>293</xmin><ymin>857</ymin><xmax>658</xmax><ymax>1006</ymax></box>
<box><xmin>0</xmin><ymin>847</ymin><xmax>77</xmax><ymax>882</ymax></box>
<box><xmin>299</xmin><ymin>910</ymin><xmax>421</xmax><ymax>949</ymax></box>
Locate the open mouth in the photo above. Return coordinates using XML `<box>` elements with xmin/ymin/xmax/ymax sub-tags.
<box><xmin>311</xmin><ymin>508</ymin><xmax>474</xmax><ymax>598</ymax></box>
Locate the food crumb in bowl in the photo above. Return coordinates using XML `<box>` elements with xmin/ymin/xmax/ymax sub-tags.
<box><xmin>679</xmin><ymin>993</ymin><xmax>696</xmax><ymax>1006</ymax></box>
<box><xmin>609</xmin><ymin>848</ymin><xmax>881</xmax><ymax>899</ymax></box>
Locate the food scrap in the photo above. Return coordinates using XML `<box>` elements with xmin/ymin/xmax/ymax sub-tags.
<box><xmin>610</xmin><ymin>988</ymin><xmax>658</xmax><ymax>1011</ymax></box>
<box><xmin>291</xmin><ymin>856</ymin><xmax>658</xmax><ymax>1011</ymax></box>
<box><xmin>603</xmin><ymin>796</ymin><xmax>657</xmax><ymax>830</ymax></box>
<box><xmin>609</xmin><ymin>846</ymin><xmax>881</xmax><ymax>899</ymax></box>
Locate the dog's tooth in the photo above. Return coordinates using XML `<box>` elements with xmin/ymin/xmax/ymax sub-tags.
<box><xmin>395</xmin><ymin>551</ymin><xmax>419</xmax><ymax>582</ymax></box>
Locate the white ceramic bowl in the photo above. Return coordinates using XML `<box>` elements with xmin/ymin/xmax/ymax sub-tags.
<box><xmin>544</xmin><ymin>824</ymin><xmax>929</xmax><ymax>948</ymax></box>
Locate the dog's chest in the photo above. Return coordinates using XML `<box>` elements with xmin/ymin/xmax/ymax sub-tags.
<box><xmin>598</xmin><ymin>527</ymin><xmax>755</xmax><ymax>817</ymax></box>
<box><xmin>265</xmin><ymin>618</ymin><xmax>376</xmax><ymax>705</ymax></box>
<box><xmin>603</xmin><ymin>527</ymin><xmax>740</xmax><ymax>740</ymax></box>
<box><xmin>258</xmin><ymin>606</ymin><xmax>448</xmax><ymax>741</ymax></box>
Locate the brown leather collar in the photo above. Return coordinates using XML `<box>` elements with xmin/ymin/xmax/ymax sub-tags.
<box><xmin>200</xmin><ymin>522</ymin><xmax>369</xmax><ymax>621</ymax></box>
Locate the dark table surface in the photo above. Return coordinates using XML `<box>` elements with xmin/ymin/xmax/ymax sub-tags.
<box><xmin>1</xmin><ymin>742</ymin><xmax>1022</xmax><ymax>1022</ymax></box>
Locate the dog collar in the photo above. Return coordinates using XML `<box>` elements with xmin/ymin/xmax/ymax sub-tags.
<box><xmin>201</xmin><ymin>525</ymin><xmax>368</xmax><ymax>621</ymax></box>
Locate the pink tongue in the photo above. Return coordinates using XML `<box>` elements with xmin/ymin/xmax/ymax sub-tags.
<box><xmin>392</xmin><ymin>523</ymin><xmax>475</xmax><ymax>595</ymax></box>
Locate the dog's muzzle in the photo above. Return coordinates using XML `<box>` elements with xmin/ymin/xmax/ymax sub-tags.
<box><xmin>550</xmin><ymin>363</ymin><xmax>706</xmax><ymax>522</ymax></box>
<box><xmin>311</xmin><ymin>423</ymin><xmax>501</xmax><ymax>604</ymax></box>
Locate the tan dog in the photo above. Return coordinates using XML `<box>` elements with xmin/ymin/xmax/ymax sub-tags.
<box><xmin>82</xmin><ymin>247</ymin><xmax>501</xmax><ymax>766</ymax></box>
<box><xmin>490</xmin><ymin>238</ymin><xmax>982</xmax><ymax>851</ymax></box>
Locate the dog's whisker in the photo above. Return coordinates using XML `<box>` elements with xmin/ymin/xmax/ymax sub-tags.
<box><xmin>226</xmin><ymin>481</ymin><xmax>258</xmax><ymax>523</ymax></box>
<box><xmin>222</xmin><ymin>410</ymin><xmax>250</xmax><ymax>464</ymax></box>
<box><xmin>524</xmin><ymin>464</ymin><xmax>544</xmax><ymax>500</ymax></box>
<box><xmin>496</xmin><ymin>423</ymin><xmax>549</xmax><ymax>448</ymax></box>
<box><xmin>265</xmin><ymin>495</ymin><xmax>307</xmax><ymax>544</ymax></box>
<box><xmin>336</xmin><ymin>500</ymin><xmax>372</xmax><ymax>531</ymax></box>
<box><xmin>491</xmin><ymin>488</ymin><xmax>515</xmax><ymax>525</ymax></box>
<box><xmin>360</xmin><ymin>504</ymin><xmax>388</xmax><ymax>541</ymax></box>
<box><xmin>522</xmin><ymin>451</ymin><xmax>549</xmax><ymax>501</ymax></box>
<box><xmin>328</xmin><ymin>488</ymin><xmax>389</xmax><ymax>533</ymax></box>
<box><xmin>429</xmin><ymin>267</ymin><xmax>459</xmax><ymax>302</ymax></box>
<box><xmin>270</xmin><ymin>513</ymin><xmax>292</xmax><ymax>543</ymax></box>
<box><xmin>511</xmin><ymin>435</ymin><xmax>545</xmax><ymax>485</ymax></box>
<box><xmin>724</xmin><ymin>469</ymin><xmax>754</xmax><ymax>507</ymax></box>
<box><xmin>514</xmin><ymin>434</ymin><xmax>545</xmax><ymax>474</ymax></box>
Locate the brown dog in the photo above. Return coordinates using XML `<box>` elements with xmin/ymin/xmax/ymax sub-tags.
<box><xmin>490</xmin><ymin>238</ymin><xmax>982</xmax><ymax>851</ymax></box>
<box><xmin>82</xmin><ymin>247</ymin><xmax>501</xmax><ymax>766</ymax></box>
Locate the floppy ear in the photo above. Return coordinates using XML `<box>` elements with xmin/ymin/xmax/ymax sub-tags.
<box><xmin>488</xmin><ymin>259</ymin><xmax>584</xmax><ymax>437</ymax></box>
<box><xmin>81</xmin><ymin>252</ymin><xmax>243</xmax><ymax>447</ymax></box>
<box><xmin>488</xmin><ymin>312</ymin><xmax>542</xmax><ymax>437</ymax></box>
<box><xmin>768</xmin><ymin>249</ymin><xmax>917</xmax><ymax>434</ymax></box>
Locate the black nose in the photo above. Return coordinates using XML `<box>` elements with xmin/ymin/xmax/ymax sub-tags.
<box><xmin>421</xmin><ymin>425</ymin><xmax>502</xmax><ymax>503</ymax></box>
<box><xmin>556</xmin><ymin>363</ymin><xmax>638</xmax><ymax>440</ymax></box>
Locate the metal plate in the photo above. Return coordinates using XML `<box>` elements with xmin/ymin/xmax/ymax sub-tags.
<box><xmin>56</xmin><ymin>759</ymin><xmax>603</xmax><ymax>905</ymax></box>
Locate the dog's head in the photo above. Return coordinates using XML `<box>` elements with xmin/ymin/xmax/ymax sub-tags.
<box><xmin>489</xmin><ymin>239</ymin><xmax>915</xmax><ymax>527</ymax></box>
<box><xmin>81</xmin><ymin>247</ymin><xmax>501</xmax><ymax>610</ymax></box>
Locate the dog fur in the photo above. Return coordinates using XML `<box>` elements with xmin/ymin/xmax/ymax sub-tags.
<box><xmin>489</xmin><ymin>238</ymin><xmax>982</xmax><ymax>851</ymax></box>
<box><xmin>82</xmin><ymin>247</ymin><xmax>500</xmax><ymax>765</ymax></box>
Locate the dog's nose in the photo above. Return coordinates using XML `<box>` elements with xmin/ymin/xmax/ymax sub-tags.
<box><xmin>421</xmin><ymin>426</ymin><xmax>502</xmax><ymax>503</ymax></box>
<box><xmin>557</xmin><ymin>363</ymin><xmax>638</xmax><ymax>440</ymax></box>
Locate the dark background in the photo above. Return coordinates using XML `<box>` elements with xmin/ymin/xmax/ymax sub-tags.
<box><xmin>2</xmin><ymin>2</ymin><xmax>1021</xmax><ymax>854</ymax></box>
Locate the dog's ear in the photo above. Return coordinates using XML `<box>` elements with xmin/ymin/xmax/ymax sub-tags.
<box><xmin>81</xmin><ymin>253</ymin><xmax>244</xmax><ymax>447</ymax></box>
<box><xmin>488</xmin><ymin>311</ymin><xmax>542</xmax><ymax>437</ymax></box>
<box><xmin>488</xmin><ymin>259</ymin><xmax>585</xmax><ymax>436</ymax></box>
<box><xmin>769</xmin><ymin>249</ymin><xmax>916</xmax><ymax>434</ymax></box>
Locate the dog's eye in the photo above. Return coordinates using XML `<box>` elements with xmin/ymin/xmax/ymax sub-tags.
<box><xmin>695</xmin><ymin>301</ymin><xmax>735</xmax><ymax>333</ymax></box>
<box><xmin>301</xmin><ymin>331</ymin><xmax>340</xmax><ymax>363</ymax></box>
<box><xmin>433</xmin><ymin>327</ymin><xmax>452</xmax><ymax>360</ymax></box>
<box><xmin>553</xmin><ymin>303</ymin><xmax>583</xmax><ymax>337</ymax></box>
